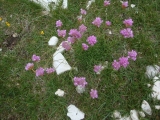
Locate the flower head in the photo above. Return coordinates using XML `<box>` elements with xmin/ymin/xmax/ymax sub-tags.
<box><xmin>106</xmin><ymin>21</ymin><xmax>111</xmax><ymax>26</ymax></box>
<box><xmin>82</xmin><ymin>43</ymin><xmax>89</xmax><ymax>50</ymax></box>
<box><xmin>128</xmin><ymin>50</ymin><xmax>137</xmax><ymax>61</ymax></box>
<box><xmin>122</xmin><ymin>1</ymin><xmax>128</xmax><ymax>8</ymax></box>
<box><xmin>90</xmin><ymin>89</ymin><xmax>98</xmax><ymax>99</ymax></box>
<box><xmin>25</xmin><ymin>63</ymin><xmax>34</xmax><ymax>70</ymax></box>
<box><xmin>92</xmin><ymin>17</ymin><xmax>103</xmax><ymax>27</ymax></box>
<box><xmin>120</xmin><ymin>28</ymin><xmax>133</xmax><ymax>38</ymax></box>
<box><xmin>104</xmin><ymin>0</ymin><xmax>110</xmax><ymax>6</ymax></box>
<box><xmin>73</xmin><ymin>77</ymin><xmax>88</xmax><ymax>87</ymax></box>
<box><xmin>57</xmin><ymin>29</ymin><xmax>66</xmax><ymax>38</ymax></box>
<box><xmin>119</xmin><ymin>57</ymin><xmax>129</xmax><ymax>68</ymax></box>
<box><xmin>0</xmin><ymin>17</ymin><xmax>2</xmax><ymax>21</ymax></box>
<box><xmin>80</xmin><ymin>8</ymin><xmax>87</xmax><ymax>15</ymax></box>
<box><xmin>79</xmin><ymin>24</ymin><xmax>87</xmax><ymax>34</ymax></box>
<box><xmin>67</xmin><ymin>37</ymin><xmax>76</xmax><ymax>44</ymax></box>
<box><xmin>36</xmin><ymin>67</ymin><xmax>45</xmax><ymax>76</ymax></box>
<box><xmin>56</xmin><ymin>20</ymin><xmax>62</xmax><ymax>27</ymax></box>
<box><xmin>6</xmin><ymin>22</ymin><xmax>10</xmax><ymax>27</ymax></box>
<box><xmin>112</xmin><ymin>60</ymin><xmax>120</xmax><ymax>70</ymax></box>
<box><xmin>32</xmin><ymin>54</ymin><xmax>40</xmax><ymax>62</ymax></box>
<box><xmin>87</xmin><ymin>35</ymin><xmax>97</xmax><ymax>46</ymax></box>
<box><xmin>40</xmin><ymin>30</ymin><xmax>44</xmax><ymax>35</ymax></box>
<box><xmin>62</xmin><ymin>41</ymin><xmax>71</xmax><ymax>51</ymax></box>
<box><xmin>69</xmin><ymin>29</ymin><xmax>82</xmax><ymax>39</ymax></box>
<box><xmin>94</xmin><ymin>65</ymin><xmax>103</xmax><ymax>74</ymax></box>
<box><xmin>123</xmin><ymin>18</ymin><xmax>133</xmax><ymax>27</ymax></box>
<box><xmin>46</xmin><ymin>68</ymin><xmax>55</xmax><ymax>74</ymax></box>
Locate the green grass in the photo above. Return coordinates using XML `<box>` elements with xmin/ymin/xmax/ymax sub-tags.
<box><xmin>0</xmin><ymin>0</ymin><xmax>160</xmax><ymax>119</ymax></box>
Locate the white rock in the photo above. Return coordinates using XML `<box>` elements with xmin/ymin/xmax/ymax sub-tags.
<box><xmin>76</xmin><ymin>85</ymin><xmax>85</xmax><ymax>94</ymax></box>
<box><xmin>62</xmin><ymin>0</ymin><xmax>68</xmax><ymax>9</ymax></box>
<box><xmin>141</xmin><ymin>100</ymin><xmax>152</xmax><ymax>115</ymax></box>
<box><xmin>48</xmin><ymin>36</ymin><xmax>58</xmax><ymax>46</ymax></box>
<box><xmin>55</xmin><ymin>89</ymin><xmax>65</xmax><ymax>97</ymax></box>
<box><xmin>155</xmin><ymin>105</ymin><xmax>160</xmax><ymax>110</ymax></box>
<box><xmin>112</xmin><ymin>110</ymin><xmax>121</xmax><ymax>119</ymax></box>
<box><xmin>145</xmin><ymin>65</ymin><xmax>160</xmax><ymax>79</ymax></box>
<box><xmin>53</xmin><ymin>52</ymin><xmax>71</xmax><ymax>75</ymax></box>
<box><xmin>86</xmin><ymin>0</ymin><xmax>95</xmax><ymax>10</ymax></box>
<box><xmin>151</xmin><ymin>80</ymin><xmax>160</xmax><ymax>100</ymax></box>
<box><xmin>138</xmin><ymin>111</ymin><xmax>145</xmax><ymax>118</ymax></box>
<box><xmin>130</xmin><ymin>110</ymin><xmax>139</xmax><ymax>120</ymax></box>
<box><xmin>119</xmin><ymin>116</ymin><xmax>131</xmax><ymax>120</ymax></box>
<box><xmin>55</xmin><ymin>42</ymin><xmax>65</xmax><ymax>54</ymax></box>
<box><xmin>67</xmin><ymin>104</ymin><xmax>85</xmax><ymax>120</ymax></box>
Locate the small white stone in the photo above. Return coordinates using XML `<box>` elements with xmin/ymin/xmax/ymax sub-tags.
<box><xmin>141</xmin><ymin>100</ymin><xmax>152</xmax><ymax>115</ymax></box>
<box><xmin>62</xmin><ymin>0</ymin><xmax>68</xmax><ymax>9</ymax></box>
<box><xmin>86</xmin><ymin>0</ymin><xmax>95</xmax><ymax>10</ymax></box>
<box><xmin>119</xmin><ymin>116</ymin><xmax>131</xmax><ymax>120</ymax></box>
<box><xmin>131</xmin><ymin>4</ymin><xmax>136</xmax><ymax>8</ymax></box>
<box><xmin>112</xmin><ymin>110</ymin><xmax>121</xmax><ymax>119</ymax></box>
<box><xmin>147</xmin><ymin>84</ymin><xmax>151</xmax><ymax>87</ymax></box>
<box><xmin>155</xmin><ymin>105</ymin><xmax>160</xmax><ymax>110</ymax></box>
<box><xmin>138</xmin><ymin>111</ymin><xmax>145</xmax><ymax>118</ymax></box>
<box><xmin>76</xmin><ymin>85</ymin><xmax>85</xmax><ymax>94</ymax></box>
<box><xmin>145</xmin><ymin>65</ymin><xmax>160</xmax><ymax>79</ymax></box>
<box><xmin>48</xmin><ymin>36</ymin><xmax>58</xmax><ymax>46</ymax></box>
<box><xmin>130</xmin><ymin>110</ymin><xmax>139</xmax><ymax>120</ymax></box>
<box><xmin>151</xmin><ymin>81</ymin><xmax>160</xmax><ymax>100</ymax></box>
<box><xmin>55</xmin><ymin>89</ymin><xmax>65</xmax><ymax>97</ymax></box>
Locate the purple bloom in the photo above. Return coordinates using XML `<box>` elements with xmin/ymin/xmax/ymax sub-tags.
<box><xmin>94</xmin><ymin>65</ymin><xmax>103</xmax><ymax>74</ymax></box>
<box><xmin>36</xmin><ymin>67</ymin><xmax>45</xmax><ymax>77</ymax></box>
<box><xmin>80</xmin><ymin>8</ymin><xmax>87</xmax><ymax>15</ymax></box>
<box><xmin>79</xmin><ymin>24</ymin><xmax>87</xmax><ymax>34</ymax></box>
<box><xmin>57</xmin><ymin>29</ymin><xmax>66</xmax><ymax>38</ymax></box>
<box><xmin>62</xmin><ymin>41</ymin><xmax>71</xmax><ymax>51</ymax></box>
<box><xmin>87</xmin><ymin>35</ymin><xmax>97</xmax><ymax>46</ymax></box>
<box><xmin>82</xmin><ymin>43</ymin><xmax>89</xmax><ymax>50</ymax></box>
<box><xmin>73</xmin><ymin>77</ymin><xmax>88</xmax><ymax>87</ymax></box>
<box><xmin>123</xmin><ymin>18</ymin><xmax>133</xmax><ymax>27</ymax></box>
<box><xmin>56</xmin><ymin>20</ymin><xmax>62</xmax><ymax>28</ymax></box>
<box><xmin>67</xmin><ymin>37</ymin><xmax>76</xmax><ymax>44</ymax></box>
<box><xmin>46</xmin><ymin>68</ymin><xmax>55</xmax><ymax>74</ymax></box>
<box><xmin>106</xmin><ymin>21</ymin><xmax>111</xmax><ymax>26</ymax></box>
<box><xmin>32</xmin><ymin>54</ymin><xmax>40</xmax><ymax>62</ymax></box>
<box><xmin>120</xmin><ymin>28</ymin><xmax>133</xmax><ymax>38</ymax></box>
<box><xmin>104</xmin><ymin>0</ymin><xmax>110</xmax><ymax>6</ymax></box>
<box><xmin>122</xmin><ymin>1</ymin><xmax>128</xmax><ymax>8</ymax></box>
<box><xmin>112</xmin><ymin>60</ymin><xmax>120</xmax><ymax>70</ymax></box>
<box><xmin>92</xmin><ymin>17</ymin><xmax>103</xmax><ymax>27</ymax></box>
<box><xmin>119</xmin><ymin>57</ymin><xmax>129</xmax><ymax>68</ymax></box>
<box><xmin>25</xmin><ymin>63</ymin><xmax>34</xmax><ymax>70</ymax></box>
<box><xmin>90</xmin><ymin>89</ymin><xmax>98</xmax><ymax>99</ymax></box>
<box><xmin>69</xmin><ymin>29</ymin><xmax>82</xmax><ymax>39</ymax></box>
<box><xmin>128</xmin><ymin>50</ymin><xmax>137</xmax><ymax>61</ymax></box>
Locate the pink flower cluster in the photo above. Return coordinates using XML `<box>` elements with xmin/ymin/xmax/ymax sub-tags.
<box><xmin>106</xmin><ymin>21</ymin><xmax>111</xmax><ymax>26</ymax></box>
<box><xmin>104</xmin><ymin>0</ymin><xmax>110</xmax><ymax>6</ymax></box>
<box><xmin>80</xmin><ymin>8</ymin><xmax>87</xmax><ymax>15</ymax></box>
<box><xmin>69</xmin><ymin>29</ymin><xmax>82</xmax><ymax>39</ymax></box>
<box><xmin>57</xmin><ymin>29</ymin><xmax>66</xmax><ymax>38</ymax></box>
<box><xmin>73</xmin><ymin>77</ymin><xmax>88</xmax><ymax>87</ymax></box>
<box><xmin>94</xmin><ymin>65</ymin><xmax>103</xmax><ymax>74</ymax></box>
<box><xmin>122</xmin><ymin>1</ymin><xmax>128</xmax><ymax>8</ymax></box>
<box><xmin>92</xmin><ymin>17</ymin><xmax>103</xmax><ymax>27</ymax></box>
<box><xmin>62</xmin><ymin>41</ymin><xmax>71</xmax><ymax>51</ymax></box>
<box><xmin>56</xmin><ymin>20</ymin><xmax>62</xmax><ymax>28</ymax></box>
<box><xmin>112</xmin><ymin>50</ymin><xmax>137</xmax><ymax>70</ymax></box>
<box><xmin>87</xmin><ymin>35</ymin><xmax>97</xmax><ymax>46</ymax></box>
<box><xmin>123</xmin><ymin>18</ymin><xmax>133</xmax><ymax>27</ymax></box>
<box><xmin>32</xmin><ymin>54</ymin><xmax>40</xmax><ymax>62</ymax></box>
<box><xmin>90</xmin><ymin>89</ymin><xmax>98</xmax><ymax>99</ymax></box>
<box><xmin>82</xmin><ymin>43</ymin><xmax>89</xmax><ymax>50</ymax></box>
<box><xmin>120</xmin><ymin>28</ymin><xmax>133</xmax><ymax>38</ymax></box>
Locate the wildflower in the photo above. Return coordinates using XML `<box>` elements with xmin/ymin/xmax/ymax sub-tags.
<box><xmin>67</xmin><ymin>37</ymin><xmax>76</xmax><ymax>44</ymax></box>
<box><xmin>73</xmin><ymin>77</ymin><xmax>87</xmax><ymax>87</ymax></box>
<box><xmin>25</xmin><ymin>63</ymin><xmax>34</xmax><ymax>70</ymax></box>
<box><xmin>80</xmin><ymin>8</ymin><xmax>87</xmax><ymax>15</ymax></box>
<box><xmin>55</xmin><ymin>89</ymin><xmax>65</xmax><ymax>97</ymax></box>
<box><xmin>57</xmin><ymin>29</ymin><xmax>66</xmax><ymax>38</ymax></box>
<box><xmin>128</xmin><ymin>50</ymin><xmax>137</xmax><ymax>61</ymax></box>
<box><xmin>90</xmin><ymin>89</ymin><xmax>98</xmax><ymax>99</ymax></box>
<box><xmin>56</xmin><ymin>20</ymin><xmax>62</xmax><ymax>27</ymax></box>
<box><xmin>87</xmin><ymin>35</ymin><xmax>97</xmax><ymax>46</ymax></box>
<box><xmin>0</xmin><ymin>17</ymin><xmax>2</xmax><ymax>21</ymax></box>
<box><xmin>36</xmin><ymin>67</ymin><xmax>45</xmax><ymax>77</ymax></box>
<box><xmin>92</xmin><ymin>17</ymin><xmax>103</xmax><ymax>27</ymax></box>
<box><xmin>46</xmin><ymin>68</ymin><xmax>55</xmax><ymax>74</ymax></box>
<box><xmin>106</xmin><ymin>21</ymin><xmax>111</xmax><ymax>26</ymax></box>
<box><xmin>62</xmin><ymin>41</ymin><xmax>71</xmax><ymax>51</ymax></box>
<box><xmin>122</xmin><ymin>1</ymin><xmax>128</xmax><ymax>8</ymax></box>
<box><xmin>112</xmin><ymin>60</ymin><xmax>120</xmax><ymax>70</ymax></box>
<box><xmin>131</xmin><ymin>4</ymin><xmax>136</xmax><ymax>8</ymax></box>
<box><xmin>104</xmin><ymin>0</ymin><xmax>110</xmax><ymax>6</ymax></box>
<box><xmin>123</xmin><ymin>18</ymin><xmax>133</xmax><ymax>27</ymax></box>
<box><xmin>69</xmin><ymin>29</ymin><xmax>81</xmax><ymax>39</ymax></box>
<box><xmin>94</xmin><ymin>65</ymin><xmax>103</xmax><ymax>74</ymax></box>
<box><xmin>82</xmin><ymin>43</ymin><xmax>89</xmax><ymax>50</ymax></box>
<box><xmin>32</xmin><ymin>54</ymin><xmax>40</xmax><ymax>62</ymax></box>
<box><xmin>5</xmin><ymin>22</ymin><xmax>10</xmax><ymax>27</ymax></box>
<box><xmin>79</xmin><ymin>24</ymin><xmax>87</xmax><ymax>34</ymax></box>
<box><xmin>40</xmin><ymin>30</ymin><xmax>44</xmax><ymax>35</ymax></box>
<box><xmin>120</xmin><ymin>28</ymin><xmax>133</xmax><ymax>38</ymax></box>
<box><xmin>119</xmin><ymin>57</ymin><xmax>129</xmax><ymax>68</ymax></box>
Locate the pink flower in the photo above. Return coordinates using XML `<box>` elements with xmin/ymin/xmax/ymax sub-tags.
<box><xmin>36</xmin><ymin>67</ymin><xmax>45</xmax><ymax>77</ymax></box>
<box><xmin>123</xmin><ymin>18</ymin><xmax>133</xmax><ymax>27</ymax></box>
<box><xmin>119</xmin><ymin>57</ymin><xmax>129</xmax><ymax>68</ymax></box>
<box><xmin>67</xmin><ymin>37</ymin><xmax>76</xmax><ymax>44</ymax></box>
<box><xmin>62</xmin><ymin>41</ymin><xmax>71</xmax><ymax>51</ymax></box>
<box><xmin>46</xmin><ymin>68</ymin><xmax>55</xmax><ymax>74</ymax></box>
<box><xmin>90</xmin><ymin>89</ymin><xmax>98</xmax><ymax>99</ymax></box>
<box><xmin>57</xmin><ymin>29</ymin><xmax>66</xmax><ymax>38</ymax></box>
<box><xmin>79</xmin><ymin>24</ymin><xmax>87</xmax><ymax>34</ymax></box>
<box><xmin>25</xmin><ymin>63</ymin><xmax>34</xmax><ymax>70</ymax></box>
<box><xmin>73</xmin><ymin>77</ymin><xmax>88</xmax><ymax>87</ymax></box>
<box><xmin>32</xmin><ymin>54</ymin><xmax>40</xmax><ymax>62</ymax></box>
<box><xmin>80</xmin><ymin>8</ymin><xmax>87</xmax><ymax>15</ymax></box>
<box><xmin>92</xmin><ymin>17</ymin><xmax>103</xmax><ymax>27</ymax></box>
<box><xmin>106</xmin><ymin>21</ymin><xmax>111</xmax><ymax>26</ymax></box>
<box><xmin>82</xmin><ymin>43</ymin><xmax>89</xmax><ymax>50</ymax></box>
<box><xmin>104</xmin><ymin>0</ymin><xmax>110</xmax><ymax>6</ymax></box>
<box><xmin>112</xmin><ymin>60</ymin><xmax>120</xmax><ymax>70</ymax></box>
<box><xmin>122</xmin><ymin>1</ymin><xmax>128</xmax><ymax>8</ymax></box>
<box><xmin>87</xmin><ymin>35</ymin><xmax>97</xmax><ymax>46</ymax></box>
<box><xmin>56</xmin><ymin>20</ymin><xmax>62</xmax><ymax>28</ymax></box>
<box><xmin>120</xmin><ymin>28</ymin><xmax>133</xmax><ymax>38</ymax></box>
<box><xmin>128</xmin><ymin>50</ymin><xmax>137</xmax><ymax>61</ymax></box>
<box><xmin>69</xmin><ymin>29</ymin><xmax>82</xmax><ymax>39</ymax></box>
<box><xmin>94</xmin><ymin>65</ymin><xmax>103</xmax><ymax>74</ymax></box>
